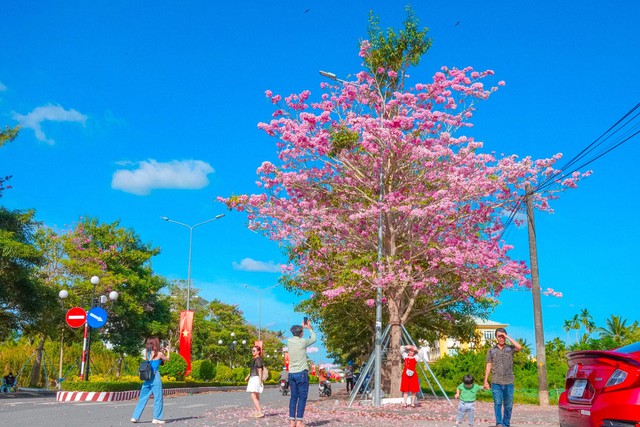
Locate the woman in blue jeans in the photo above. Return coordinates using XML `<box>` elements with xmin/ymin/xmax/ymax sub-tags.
<box><xmin>131</xmin><ymin>337</ymin><xmax>169</xmax><ymax>424</ymax></box>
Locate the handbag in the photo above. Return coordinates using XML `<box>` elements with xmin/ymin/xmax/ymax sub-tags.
<box><xmin>261</xmin><ymin>366</ymin><xmax>269</xmax><ymax>382</ymax></box>
<box><xmin>405</xmin><ymin>369</ymin><xmax>415</xmax><ymax>377</ymax></box>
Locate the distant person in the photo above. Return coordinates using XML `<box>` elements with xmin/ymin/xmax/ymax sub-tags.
<box><xmin>344</xmin><ymin>362</ymin><xmax>354</xmax><ymax>393</ymax></box>
<box><xmin>131</xmin><ymin>337</ymin><xmax>169</xmax><ymax>424</ymax></box>
<box><xmin>317</xmin><ymin>368</ymin><xmax>327</xmax><ymax>383</ymax></box>
<box><xmin>400</xmin><ymin>345</ymin><xmax>423</xmax><ymax>408</ymax></box>
<box><xmin>287</xmin><ymin>320</ymin><xmax>316</xmax><ymax>427</ymax></box>
<box><xmin>2</xmin><ymin>372</ymin><xmax>15</xmax><ymax>392</ymax></box>
<box><xmin>483</xmin><ymin>328</ymin><xmax>522</xmax><ymax>427</ymax></box>
<box><xmin>454</xmin><ymin>374</ymin><xmax>483</xmax><ymax>426</ymax></box>
<box><xmin>244</xmin><ymin>345</ymin><xmax>265</xmax><ymax>418</ymax></box>
<box><xmin>3</xmin><ymin>372</ymin><xmax>15</xmax><ymax>385</ymax></box>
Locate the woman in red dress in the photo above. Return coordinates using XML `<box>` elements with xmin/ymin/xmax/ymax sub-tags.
<box><xmin>400</xmin><ymin>345</ymin><xmax>421</xmax><ymax>408</ymax></box>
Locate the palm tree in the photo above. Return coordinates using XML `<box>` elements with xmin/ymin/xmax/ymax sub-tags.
<box><xmin>598</xmin><ymin>315</ymin><xmax>631</xmax><ymax>345</ymax></box>
<box><xmin>563</xmin><ymin>319</ymin><xmax>573</xmax><ymax>344</ymax></box>
<box><xmin>517</xmin><ymin>338</ymin><xmax>532</xmax><ymax>356</ymax></box>
<box><xmin>571</xmin><ymin>314</ymin><xmax>581</xmax><ymax>342</ymax></box>
<box><xmin>579</xmin><ymin>309</ymin><xmax>596</xmax><ymax>334</ymax></box>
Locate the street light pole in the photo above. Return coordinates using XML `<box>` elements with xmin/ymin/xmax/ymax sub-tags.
<box><xmin>81</xmin><ymin>275</ymin><xmax>100</xmax><ymax>381</ymax></box>
<box><xmin>58</xmin><ymin>290</ymin><xmax>69</xmax><ymax>389</ymax></box>
<box><xmin>161</xmin><ymin>214</ymin><xmax>225</xmax><ymax>311</ymax></box>
<box><xmin>243</xmin><ymin>284</ymin><xmax>278</xmax><ymax>341</ymax></box>
<box><xmin>320</xmin><ymin>69</ymin><xmax>383</xmax><ymax>406</ymax></box>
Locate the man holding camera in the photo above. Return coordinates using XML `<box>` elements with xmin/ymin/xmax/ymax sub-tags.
<box><xmin>287</xmin><ymin>319</ymin><xmax>316</xmax><ymax>427</ymax></box>
<box><xmin>483</xmin><ymin>328</ymin><xmax>522</xmax><ymax>427</ymax></box>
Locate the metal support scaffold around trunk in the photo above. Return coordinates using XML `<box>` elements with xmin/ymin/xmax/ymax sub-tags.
<box><xmin>348</xmin><ymin>324</ymin><xmax>452</xmax><ymax>407</ymax></box>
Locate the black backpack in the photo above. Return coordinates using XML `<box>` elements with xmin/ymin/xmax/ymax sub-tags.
<box><xmin>139</xmin><ymin>352</ymin><xmax>154</xmax><ymax>381</ymax></box>
<box><xmin>139</xmin><ymin>361</ymin><xmax>153</xmax><ymax>381</ymax></box>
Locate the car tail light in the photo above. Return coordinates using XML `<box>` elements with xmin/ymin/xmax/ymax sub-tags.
<box><xmin>605</xmin><ymin>369</ymin><xmax>628</xmax><ymax>387</ymax></box>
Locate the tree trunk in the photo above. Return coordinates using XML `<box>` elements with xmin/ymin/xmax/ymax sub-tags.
<box><xmin>29</xmin><ymin>335</ymin><xmax>46</xmax><ymax>388</ymax></box>
<box><xmin>116</xmin><ymin>354</ymin><xmax>123</xmax><ymax>378</ymax></box>
<box><xmin>384</xmin><ymin>305</ymin><xmax>404</xmax><ymax>398</ymax></box>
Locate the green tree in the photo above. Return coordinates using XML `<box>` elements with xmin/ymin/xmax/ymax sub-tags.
<box><xmin>0</xmin><ymin>208</ymin><xmax>55</xmax><ymax>339</ymax></box>
<box><xmin>562</xmin><ymin>319</ymin><xmax>573</xmax><ymax>344</ymax></box>
<box><xmin>60</xmin><ymin>217</ymin><xmax>172</xmax><ymax>359</ymax></box>
<box><xmin>570</xmin><ymin>314</ymin><xmax>581</xmax><ymax>342</ymax></box>
<box><xmin>598</xmin><ymin>315</ymin><xmax>634</xmax><ymax>346</ymax></box>
<box><xmin>0</xmin><ymin>125</ymin><xmax>19</xmax><ymax>196</ymax></box>
<box><xmin>364</xmin><ymin>6</ymin><xmax>431</xmax><ymax>97</ymax></box>
<box><xmin>579</xmin><ymin>309</ymin><xmax>596</xmax><ymax>335</ymax></box>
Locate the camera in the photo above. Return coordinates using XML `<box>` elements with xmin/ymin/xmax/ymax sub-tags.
<box><xmin>303</xmin><ymin>317</ymin><xmax>308</xmax><ymax>325</ymax></box>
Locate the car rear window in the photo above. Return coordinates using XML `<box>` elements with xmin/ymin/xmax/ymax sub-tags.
<box><xmin>615</xmin><ymin>342</ymin><xmax>640</xmax><ymax>354</ymax></box>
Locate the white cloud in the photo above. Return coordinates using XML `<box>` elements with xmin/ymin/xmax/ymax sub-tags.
<box><xmin>12</xmin><ymin>104</ymin><xmax>87</xmax><ymax>144</ymax></box>
<box><xmin>112</xmin><ymin>159</ymin><xmax>214</xmax><ymax>195</ymax></box>
<box><xmin>0</xmin><ymin>82</ymin><xmax>6</xmax><ymax>92</ymax></box>
<box><xmin>232</xmin><ymin>258</ymin><xmax>282</xmax><ymax>273</ymax></box>
<box><xmin>500</xmin><ymin>208</ymin><xmax>526</xmax><ymax>226</ymax></box>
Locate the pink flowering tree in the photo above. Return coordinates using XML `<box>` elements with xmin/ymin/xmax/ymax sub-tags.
<box><xmin>219</xmin><ymin>19</ymin><xmax>587</xmax><ymax>394</ymax></box>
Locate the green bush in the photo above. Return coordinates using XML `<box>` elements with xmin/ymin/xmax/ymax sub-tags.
<box><xmin>215</xmin><ymin>365</ymin><xmax>233</xmax><ymax>382</ymax></box>
<box><xmin>159</xmin><ymin>353</ymin><xmax>187</xmax><ymax>380</ymax></box>
<box><xmin>190</xmin><ymin>360</ymin><xmax>214</xmax><ymax>381</ymax></box>
<box><xmin>232</xmin><ymin>367</ymin><xmax>248</xmax><ymax>382</ymax></box>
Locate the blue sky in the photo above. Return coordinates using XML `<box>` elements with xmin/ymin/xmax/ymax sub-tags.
<box><xmin>1</xmin><ymin>1</ymin><xmax>639</xmax><ymax>361</ymax></box>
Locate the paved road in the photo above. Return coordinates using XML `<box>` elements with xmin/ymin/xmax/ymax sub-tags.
<box><xmin>0</xmin><ymin>383</ymin><xmax>560</xmax><ymax>426</ymax></box>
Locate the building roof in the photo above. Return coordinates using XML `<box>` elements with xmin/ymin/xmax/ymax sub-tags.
<box><xmin>473</xmin><ymin>317</ymin><xmax>509</xmax><ymax>328</ymax></box>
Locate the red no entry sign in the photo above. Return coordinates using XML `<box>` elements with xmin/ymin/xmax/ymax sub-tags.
<box><xmin>66</xmin><ymin>307</ymin><xmax>87</xmax><ymax>328</ymax></box>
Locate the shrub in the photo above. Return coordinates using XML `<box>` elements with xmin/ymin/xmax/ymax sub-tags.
<box><xmin>232</xmin><ymin>367</ymin><xmax>248</xmax><ymax>382</ymax></box>
<box><xmin>159</xmin><ymin>353</ymin><xmax>187</xmax><ymax>381</ymax></box>
<box><xmin>190</xmin><ymin>360</ymin><xmax>214</xmax><ymax>381</ymax></box>
<box><xmin>214</xmin><ymin>365</ymin><xmax>233</xmax><ymax>382</ymax></box>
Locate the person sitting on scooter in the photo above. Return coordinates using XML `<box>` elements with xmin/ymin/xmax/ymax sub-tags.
<box><xmin>279</xmin><ymin>367</ymin><xmax>289</xmax><ymax>382</ymax></box>
<box><xmin>318</xmin><ymin>369</ymin><xmax>327</xmax><ymax>383</ymax></box>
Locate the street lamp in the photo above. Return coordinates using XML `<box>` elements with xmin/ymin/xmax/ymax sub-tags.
<box><xmin>160</xmin><ymin>214</ymin><xmax>225</xmax><ymax>311</ymax></box>
<box><xmin>63</xmin><ymin>276</ymin><xmax>119</xmax><ymax>381</ymax></box>
<box><xmin>320</xmin><ymin>69</ymin><xmax>383</xmax><ymax>406</ymax></box>
<box><xmin>218</xmin><ymin>334</ymin><xmax>244</xmax><ymax>368</ymax></box>
<box><xmin>242</xmin><ymin>284</ymin><xmax>278</xmax><ymax>341</ymax></box>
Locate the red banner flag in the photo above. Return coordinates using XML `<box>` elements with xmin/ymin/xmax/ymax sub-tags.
<box><xmin>179</xmin><ymin>310</ymin><xmax>194</xmax><ymax>376</ymax></box>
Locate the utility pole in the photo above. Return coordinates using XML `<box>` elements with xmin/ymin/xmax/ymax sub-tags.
<box><xmin>525</xmin><ymin>184</ymin><xmax>549</xmax><ymax>406</ymax></box>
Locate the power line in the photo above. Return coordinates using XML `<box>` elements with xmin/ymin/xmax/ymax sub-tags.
<box><xmin>496</xmin><ymin>101</ymin><xmax>640</xmax><ymax>241</ymax></box>
<box><xmin>534</xmin><ymin>102</ymin><xmax>640</xmax><ymax>193</ymax></box>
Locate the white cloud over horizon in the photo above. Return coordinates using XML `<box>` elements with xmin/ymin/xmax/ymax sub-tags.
<box><xmin>112</xmin><ymin>159</ymin><xmax>214</xmax><ymax>195</ymax></box>
<box><xmin>12</xmin><ymin>104</ymin><xmax>87</xmax><ymax>144</ymax></box>
<box><xmin>232</xmin><ymin>258</ymin><xmax>283</xmax><ymax>273</ymax></box>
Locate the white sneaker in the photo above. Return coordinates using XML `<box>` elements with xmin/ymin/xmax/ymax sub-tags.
<box><xmin>130</xmin><ymin>419</ymin><xmax>138</xmax><ymax>423</ymax></box>
<box><xmin>152</xmin><ymin>420</ymin><xmax>166</xmax><ymax>425</ymax></box>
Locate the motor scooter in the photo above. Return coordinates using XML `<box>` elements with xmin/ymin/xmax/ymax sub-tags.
<box><xmin>279</xmin><ymin>379</ymin><xmax>289</xmax><ymax>396</ymax></box>
<box><xmin>318</xmin><ymin>380</ymin><xmax>332</xmax><ymax>397</ymax></box>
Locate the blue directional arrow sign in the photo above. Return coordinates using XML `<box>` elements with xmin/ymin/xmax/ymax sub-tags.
<box><xmin>87</xmin><ymin>307</ymin><xmax>108</xmax><ymax>328</ymax></box>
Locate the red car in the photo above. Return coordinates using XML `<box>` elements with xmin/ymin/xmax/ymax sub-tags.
<box><xmin>559</xmin><ymin>341</ymin><xmax>640</xmax><ymax>427</ymax></box>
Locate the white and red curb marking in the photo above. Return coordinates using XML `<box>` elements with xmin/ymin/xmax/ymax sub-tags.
<box><xmin>57</xmin><ymin>387</ymin><xmax>220</xmax><ymax>402</ymax></box>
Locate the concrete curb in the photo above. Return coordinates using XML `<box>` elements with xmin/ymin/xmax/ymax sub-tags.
<box><xmin>56</xmin><ymin>385</ymin><xmax>252</xmax><ymax>402</ymax></box>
